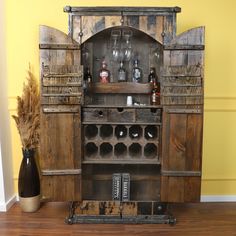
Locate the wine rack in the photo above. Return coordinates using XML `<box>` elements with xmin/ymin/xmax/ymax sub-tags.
<box><xmin>83</xmin><ymin>123</ymin><xmax>160</xmax><ymax>163</ymax></box>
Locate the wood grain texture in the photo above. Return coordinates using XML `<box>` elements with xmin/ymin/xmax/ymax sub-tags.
<box><xmin>161</xmin><ymin>106</ymin><xmax>203</xmax><ymax>202</ymax></box>
<box><xmin>186</xmin><ymin>114</ymin><xmax>203</xmax><ymax>171</ymax></box>
<box><xmin>1</xmin><ymin>202</ymin><xmax>236</xmax><ymax>235</ymax></box>
<box><xmin>41</xmin><ymin>175</ymin><xmax>81</xmax><ymax>201</ymax></box>
<box><xmin>162</xmin><ymin>26</ymin><xmax>204</xmax><ymax>105</ymax></box>
<box><xmin>162</xmin><ymin>108</ymin><xmax>203</xmax><ymax>172</ymax></box>
<box><xmin>88</xmin><ymin>82</ymin><xmax>152</xmax><ymax>94</ymax></box>
<box><xmin>169</xmin><ymin>113</ymin><xmax>187</xmax><ymax>170</ymax></box>
<box><xmin>75</xmin><ymin>201</ymin><xmax>138</xmax><ymax>216</ymax></box>
<box><xmin>71</xmin><ymin>13</ymin><xmax>170</xmax><ymax>44</ymax></box>
<box><xmin>40</xmin><ymin>113</ymin><xmax>81</xmax><ymax>201</ymax></box>
<box><xmin>39</xmin><ymin>26</ymin><xmax>82</xmax><ymax>201</ymax></box>
<box><xmin>161</xmin><ymin>176</ymin><xmax>201</xmax><ymax>202</ymax></box>
<box><xmin>40</xmin><ymin>114</ymin><xmax>77</xmax><ymax>169</ymax></box>
<box><xmin>163</xmin><ymin>15</ymin><xmax>175</xmax><ymax>44</ymax></box>
<box><xmin>39</xmin><ymin>25</ymin><xmax>81</xmax><ymax>67</ymax></box>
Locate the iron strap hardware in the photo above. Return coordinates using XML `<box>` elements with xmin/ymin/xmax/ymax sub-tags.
<box><xmin>39</xmin><ymin>43</ymin><xmax>80</xmax><ymax>50</ymax></box>
<box><xmin>161</xmin><ymin>170</ymin><xmax>201</xmax><ymax>177</ymax></box>
<box><xmin>42</xmin><ymin>169</ymin><xmax>82</xmax><ymax>176</ymax></box>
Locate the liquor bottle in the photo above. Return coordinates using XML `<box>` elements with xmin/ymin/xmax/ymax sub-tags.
<box><xmin>132</xmin><ymin>59</ymin><xmax>142</xmax><ymax>83</ymax></box>
<box><xmin>99</xmin><ymin>60</ymin><xmax>110</xmax><ymax>83</ymax></box>
<box><xmin>148</xmin><ymin>67</ymin><xmax>157</xmax><ymax>84</ymax></box>
<box><xmin>150</xmin><ymin>84</ymin><xmax>160</xmax><ymax>105</ymax></box>
<box><xmin>150</xmin><ymin>69</ymin><xmax>160</xmax><ymax>105</ymax></box>
<box><xmin>85</xmin><ymin>67</ymin><xmax>92</xmax><ymax>83</ymax></box>
<box><xmin>118</xmin><ymin>61</ymin><xmax>127</xmax><ymax>82</ymax></box>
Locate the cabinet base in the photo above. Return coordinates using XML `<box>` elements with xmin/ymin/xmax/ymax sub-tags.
<box><xmin>65</xmin><ymin>201</ymin><xmax>176</xmax><ymax>225</ymax></box>
<box><xmin>65</xmin><ymin>214</ymin><xmax>176</xmax><ymax>225</ymax></box>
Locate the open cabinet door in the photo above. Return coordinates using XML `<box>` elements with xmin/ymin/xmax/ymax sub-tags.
<box><xmin>39</xmin><ymin>25</ymin><xmax>82</xmax><ymax>201</ymax></box>
<box><xmin>161</xmin><ymin>27</ymin><xmax>205</xmax><ymax>202</ymax></box>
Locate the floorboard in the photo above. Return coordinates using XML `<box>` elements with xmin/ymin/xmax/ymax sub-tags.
<box><xmin>0</xmin><ymin>202</ymin><xmax>236</xmax><ymax>235</ymax></box>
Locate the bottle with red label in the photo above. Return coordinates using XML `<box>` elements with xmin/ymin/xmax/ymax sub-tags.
<box><xmin>99</xmin><ymin>60</ymin><xmax>110</xmax><ymax>83</ymax></box>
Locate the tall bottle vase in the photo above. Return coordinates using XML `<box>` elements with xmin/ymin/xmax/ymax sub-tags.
<box><xmin>18</xmin><ymin>148</ymin><xmax>40</xmax><ymax>212</ymax></box>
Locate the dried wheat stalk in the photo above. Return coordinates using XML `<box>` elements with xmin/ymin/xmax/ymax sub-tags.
<box><xmin>12</xmin><ymin>66</ymin><xmax>40</xmax><ymax>150</ymax></box>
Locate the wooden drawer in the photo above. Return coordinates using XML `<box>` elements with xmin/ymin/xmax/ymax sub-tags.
<box><xmin>108</xmin><ymin>108</ymin><xmax>135</xmax><ymax>123</ymax></box>
<box><xmin>136</xmin><ymin>108</ymin><xmax>162</xmax><ymax>123</ymax></box>
<box><xmin>83</xmin><ymin>108</ymin><xmax>135</xmax><ymax>123</ymax></box>
<box><xmin>83</xmin><ymin>108</ymin><xmax>108</xmax><ymax>122</ymax></box>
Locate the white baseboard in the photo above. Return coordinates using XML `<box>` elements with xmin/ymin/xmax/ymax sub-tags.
<box><xmin>201</xmin><ymin>195</ymin><xmax>236</xmax><ymax>202</ymax></box>
<box><xmin>0</xmin><ymin>194</ymin><xmax>17</xmax><ymax>212</ymax></box>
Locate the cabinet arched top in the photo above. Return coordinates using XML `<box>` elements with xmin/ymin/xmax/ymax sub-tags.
<box><xmin>170</xmin><ymin>26</ymin><xmax>205</xmax><ymax>46</ymax></box>
<box><xmin>66</xmin><ymin>7</ymin><xmax>181</xmax><ymax>45</ymax></box>
<box><xmin>39</xmin><ymin>25</ymin><xmax>78</xmax><ymax>45</ymax></box>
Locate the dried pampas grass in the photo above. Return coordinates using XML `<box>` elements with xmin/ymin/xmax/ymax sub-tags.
<box><xmin>12</xmin><ymin>66</ymin><xmax>40</xmax><ymax>149</ymax></box>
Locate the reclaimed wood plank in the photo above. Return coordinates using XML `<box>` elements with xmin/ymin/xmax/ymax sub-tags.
<box><xmin>88</xmin><ymin>82</ymin><xmax>152</xmax><ymax>94</ymax></box>
<box><xmin>169</xmin><ymin>113</ymin><xmax>187</xmax><ymax>170</ymax></box>
<box><xmin>161</xmin><ymin>65</ymin><xmax>202</xmax><ymax>77</ymax></box>
<box><xmin>168</xmin><ymin>177</ymin><xmax>185</xmax><ymax>202</ymax></box>
<box><xmin>186</xmin><ymin>113</ymin><xmax>203</xmax><ymax>171</ymax></box>
<box><xmin>125</xmin><ymin>15</ymin><xmax>139</xmax><ymax>29</ymax></box>
<box><xmin>41</xmin><ymin>175</ymin><xmax>81</xmax><ymax>201</ymax></box>
<box><xmin>163</xmin><ymin>15</ymin><xmax>174</xmax><ymax>44</ymax></box>
<box><xmin>40</xmin><ymin>113</ymin><xmax>75</xmax><ymax>169</ymax></box>
<box><xmin>105</xmin><ymin>16</ymin><xmax>121</xmax><ymax>28</ymax></box>
<box><xmin>156</xmin><ymin>16</ymin><xmax>164</xmax><ymax>43</ymax></box>
<box><xmin>139</xmin><ymin>16</ymin><xmax>147</xmax><ymax>33</ymax></box>
<box><xmin>170</xmin><ymin>50</ymin><xmax>188</xmax><ymax>66</ymax></box>
<box><xmin>184</xmin><ymin>177</ymin><xmax>201</xmax><ymax>202</ymax></box>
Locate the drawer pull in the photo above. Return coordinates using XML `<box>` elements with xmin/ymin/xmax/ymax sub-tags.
<box><xmin>98</xmin><ymin>111</ymin><xmax>103</xmax><ymax>117</ymax></box>
<box><xmin>117</xmin><ymin>108</ymin><xmax>124</xmax><ymax>113</ymax></box>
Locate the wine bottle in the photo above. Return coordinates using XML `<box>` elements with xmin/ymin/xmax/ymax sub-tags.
<box><xmin>132</xmin><ymin>59</ymin><xmax>142</xmax><ymax>83</ymax></box>
<box><xmin>118</xmin><ymin>61</ymin><xmax>127</xmax><ymax>82</ymax></box>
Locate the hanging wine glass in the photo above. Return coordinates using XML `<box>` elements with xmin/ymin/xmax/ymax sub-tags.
<box><xmin>111</xmin><ymin>29</ymin><xmax>121</xmax><ymax>62</ymax></box>
<box><xmin>123</xmin><ymin>30</ymin><xmax>133</xmax><ymax>61</ymax></box>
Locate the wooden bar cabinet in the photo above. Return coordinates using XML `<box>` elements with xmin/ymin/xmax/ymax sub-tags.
<box><xmin>39</xmin><ymin>6</ymin><xmax>204</xmax><ymax>224</ymax></box>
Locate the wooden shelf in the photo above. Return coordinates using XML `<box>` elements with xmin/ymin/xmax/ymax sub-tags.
<box><xmin>83</xmin><ymin>174</ymin><xmax>160</xmax><ymax>181</ymax></box>
<box><xmin>82</xmin><ymin>160</ymin><xmax>160</xmax><ymax>165</ymax></box>
<box><xmin>88</xmin><ymin>82</ymin><xmax>152</xmax><ymax>94</ymax></box>
<box><xmin>83</xmin><ymin>104</ymin><xmax>162</xmax><ymax>109</ymax></box>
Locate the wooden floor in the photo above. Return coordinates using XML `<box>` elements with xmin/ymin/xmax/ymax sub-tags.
<box><xmin>0</xmin><ymin>202</ymin><xmax>236</xmax><ymax>236</ymax></box>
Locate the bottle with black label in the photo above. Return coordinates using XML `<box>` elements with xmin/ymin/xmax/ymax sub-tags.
<box><xmin>132</xmin><ymin>59</ymin><xmax>142</xmax><ymax>83</ymax></box>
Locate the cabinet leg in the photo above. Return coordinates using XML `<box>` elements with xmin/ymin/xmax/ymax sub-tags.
<box><xmin>65</xmin><ymin>201</ymin><xmax>79</xmax><ymax>225</ymax></box>
<box><xmin>166</xmin><ymin>203</ymin><xmax>176</xmax><ymax>225</ymax></box>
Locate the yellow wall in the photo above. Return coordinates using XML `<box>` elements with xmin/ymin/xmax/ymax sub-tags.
<box><xmin>5</xmin><ymin>0</ymin><xmax>236</xmax><ymax>195</ymax></box>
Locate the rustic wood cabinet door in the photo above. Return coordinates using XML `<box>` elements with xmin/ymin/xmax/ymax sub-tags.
<box><xmin>160</xmin><ymin>26</ymin><xmax>204</xmax><ymax>202</ymax></box>
<box><xmin>40</xmin><ymin>113</ymin><xmax>81</xmax><ymax>201</ymax></box>
<box><xmin>161</xmin><ymin>107</ymin><xmax>203</xmax><ymax>202</ymax></box>
<box><xmin>39</xmin><ymin>25</ymin><xmax>82</xmax><ymax>201</ymax></box>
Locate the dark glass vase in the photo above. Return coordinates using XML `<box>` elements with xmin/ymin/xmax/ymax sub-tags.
<box><xmin>18</xmin><ymin>148</ymin><xmax>40</xmax><ymax>212</ymax></box>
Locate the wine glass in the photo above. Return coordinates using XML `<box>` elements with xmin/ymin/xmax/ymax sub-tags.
<box><xmin>123</xmin><ymin>30</ymin><xmax>132</xmax><ymax>61</ymax></box>
<box><xmin>111</xmin><ymin>29</ymin><xmax>121</xmax><ymax>61</ymax></box>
